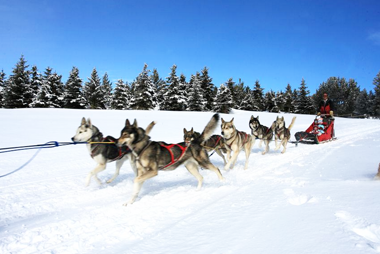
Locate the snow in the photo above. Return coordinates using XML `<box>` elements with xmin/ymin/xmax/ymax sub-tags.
<box><xmin>0</xmin><ymin>108</ymin><xmax>380</xmax><ymax>254</ymax></box>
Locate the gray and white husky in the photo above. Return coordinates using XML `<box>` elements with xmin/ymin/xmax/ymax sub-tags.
<box><xmin>71</xmin><ymin>117</ymin><xmax>155</xmax><ymax>186</ymax></box>
<box><xmin>221</xmin><ymin>118</ymin><xmax>252</xmax><ymax>170</ymax></box>
<box><xmin>273</xmin><ymin>116</ymin><xmax>296</xmax><ymax>154</ymax></box>
<box><xmin>117</xmin><ymin>114</ymin><xmax>224</xmax><ymax>205</ymax></box>
<box><xmin>249</xmin><ymin>115</ymin><xmax>275</xmax><ymax>155</ymax></box>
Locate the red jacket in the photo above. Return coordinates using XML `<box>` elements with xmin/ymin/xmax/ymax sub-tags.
<box><xmin>318</xmin><ymin>99</ymin><xmax>334</xmax><ymax>115</ymax></box>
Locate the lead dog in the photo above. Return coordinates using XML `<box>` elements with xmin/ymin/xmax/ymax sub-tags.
<box><xmin>221</xmin><ymin>118</ymin><xmax>252</xmax><ymax>170</ymax></box>
<box><xmin>117</xmin><ymin>114</ymin><xmax>224</xmax><ymax>205</ymax></box>
<box><xmin>273</xmin><ymin>116</ymin><xmax>296</xmax><ymax>154</ymax></box>
<box><xmin>71</xmin><ymin>117</ymin><xmax>155</xmax><ymax>186</ymax></box>
<box><xmin>249</xmin><ymin>115</ymin><xmax>274</xmax><ymax>155</ymax></box>
<box><xmin>183</xmin><ymin>128</ymin><xmax>228</xmax><ymax>165</ymax></box>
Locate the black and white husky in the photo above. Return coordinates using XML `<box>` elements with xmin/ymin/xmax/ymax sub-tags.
<box><xmin>249</xmin><ymin>115</ymin><xmax>274</xmax><ymax>155</ymax></box>
<box><xmin>71</xmin><ymin>117</ymin><xmax>155</xmax><ymax>186</ymax></box>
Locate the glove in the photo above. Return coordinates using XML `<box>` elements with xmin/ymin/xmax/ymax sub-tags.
<box><xmin>317</xmin><ymin>112</ymin><xmax>321</xmax><ymax>116</ymax></box>
<box><xmin>330</xmin><ymin>111</ymin><xmax>333</xmax><ymax>117</ymax></box>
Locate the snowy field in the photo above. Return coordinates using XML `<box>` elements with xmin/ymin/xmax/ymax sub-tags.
<box><xmin>1</xmin><ymin>108</ymin><xmax>380</xmax><ymax>254</ymax></box>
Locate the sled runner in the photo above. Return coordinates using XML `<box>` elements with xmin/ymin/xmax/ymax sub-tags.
<box><xmin>294</xmin><ymin>115</ymin><xmax>336</xmax><ymax>145</ymax></box>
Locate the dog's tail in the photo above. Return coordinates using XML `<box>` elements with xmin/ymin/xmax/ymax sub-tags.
<box><xmin>198</xmin><ymin>113</ymin><xmax>220</xmax><ymax>143</ymax></box>
<box><xmin>288</xmin><ymin>116</ymin><xmax>297</xmax><ymax>131</ymax></box>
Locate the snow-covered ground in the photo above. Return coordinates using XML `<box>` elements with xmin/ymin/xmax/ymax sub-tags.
<box><xmin>1</xmin><ymin>108</ymin><xmax>380</xmax><ymax>254</ymax></box>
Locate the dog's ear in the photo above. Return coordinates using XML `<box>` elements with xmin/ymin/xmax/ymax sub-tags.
<box><xmin>81</xmin><ymin>117</ymin><xmax>86</xmax><ymax>125</ymax></box>
<box><xmin>125</xmin><ymin>119</ymin><xmax>131</xmax><ymax>127</ymax></box>
<box><xmin>257</xmin><ymin>116</ymin><xmax>259</xmax><ymax>120</ymax></box>
<box><xmin>250</xmin><ymin>115</ymin><xmax>253</xmax><ymax>120</ymax></box>
<box><xmin>190</xmin><ymin>127</ymin><xmax>193</xmax><ymax>134</ymax></box>
<box><xmin>231</xmin><ymin>118</ymin><xmax>234</xmax><ymax>123</ymax></box>
<box><xmin>281</xmin><ymin>116</ymin><xmax>284</xmax><ymax>120</ymax></box>
<box><xmin>87</xmin><ymin>118</ymin><xmax>92</xmax><ymax>128</ymax></box>
<box><xmin>221</xmin><ymin>118</ymin><xmax>225</xmax><ymax>124</ymax></box>
<box><xmin>184</xmin><ymin>128</ymin><xmax>187</xmax><ymax>134</ymax></box>
<box><xmin>133</xmin><ymin>119</ymin><xmax>138</xmax><ymax>128</ymax></box>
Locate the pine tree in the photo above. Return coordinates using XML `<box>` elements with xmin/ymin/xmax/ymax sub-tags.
<box><xmin>283</xmin><ymin>84</ymin><xmax>294</xmax><ymax>112</ymax></box>
<box><xmin>368</xmin><ymin>90</ymin><xmax>376</xmax><ymax>116</ymax></box>
<box><xmin>162</xmin><ymin>65</ymin><xmax>184</xmax><ymax>111</ymax></box>
<box><xmin>264</xmin><ymin>90</ymin><xmax>277</xmax><ymax>112</ymax></box>
<box><xmin>373</xmin><ymin>71</ymin><xmax>380</xmax><ymax>116</ymax></box>
<box><xmin>354</xmin><ymin>89</ymin><xmax>369</xmax><ymax>115</ymax></box>
<box><xmin>178</xmin><ymin>73</ymin><xmax>189</xmax><ymax>110</ymax></box>
<box><xmin>252</xmin><ymin>80</ymin><xmax>264</xmax><ymax>111</ymax></box>
<box><xmin>343</xmin><ymin>79</ymin><xmax>360</xmax><ymax>115</ymax></box>
<box><xmin>64</xmin><ymin>67</ymin><xmax>86</xmax><ymax>109</ymax></box>
<box><xmin>294</xmin><ymin>78</ymin><xmax>314</xmax><ymax>114</ymax></box>
<box><xmin>187</xmin><ymin>73</ymin><xmax>205</xmax><ymax>111</ymax></box>
<box><xmin>275</xmin><ymin>91</ymin><xmax>285</xmax><ymax>112</ymax></box>
<box><xmin>214</xmin><ymin>83</ymin><xmax>233</xmax><ymax>113</ymax></box>
<box><xmin>200</xmin><ymin>67</ymin><xmax>215</xmax><ymax>111</ymax></box>
<box><xmin>84</xmin><ymin>68</ymin><xmax>103</xmax><ymax>109</ymax></box>
<box><xmin>32</xmin><ymin>67</ymin><xmax>64</xmax><ymax>108</ymax></box>
<box><xmin>3</xmin><ymin>55</ymin><xmax>31</xmax><ymax>108</ymax></box>
<box><xmin>234</xmin><ymin>79</ymin><xmax>246</xmax><ymax>110</ymax></box>
<box><xmin>111</xmin><ymin>79</ymin><xmax>130</xmax><ymax>110</ymax></box>
<box><xmin>239</xmin><ymin>87</ymin><xmax>254</xmax><ymax>111</ymax></box>
<box><xmin>0</xmin><ymin>70</ymin><xmax>6</xmax><ymax>107</ymax></box>
<box><xmin>101</xmin><ymin>72</ymin><xmax>113</xmax><ymax>109</ymax></box>
<box><xmin>130</xmin><ymin>64</ymin><xmax>155</xmax><ymax>110</ymax></box>
<box><xmin>29</xmin><ymin>66</ymin><xmax>42</xmax><ymax>107</ymax></box>
<box><xmin>151</xmin><ymin>68</ymin><xmax>166</xmax><ymax>109</ymax></box>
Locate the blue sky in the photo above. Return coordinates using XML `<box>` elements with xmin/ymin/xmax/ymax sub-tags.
<box><xmin>1</xmin><ymin>0</ymin><xmax>380</xmax><ymax>93</ymax></box>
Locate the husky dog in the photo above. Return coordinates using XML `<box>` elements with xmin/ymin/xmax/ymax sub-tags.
<box><xmin>273</xmin><ymin>116</ymin><xmax>296</xmax><ymax>154</ymax></box>
<box><xmin>221</xmin><ymin>118</ymin><xmax>252</xmax><ymax>170</ymax></box>
<box><xmin>71</xmin><ymin>117</ymin><xmax>155</xmax><ymax>186</ymax></box>
<box><xmin>249</xmin><ymin>115</ymin><xmax>274</xmax><ymax>155</ymax></box>
<box><xmin>117</xmin><ymin>114</ymin><xmax>224</xmax><ymax>205</ymax></box>
<box><xmin>183</xmin><ymin>128</ymin><xmax>228</xmax><ymax>165</ymax></box>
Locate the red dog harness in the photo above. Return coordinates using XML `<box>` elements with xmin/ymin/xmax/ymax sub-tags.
<box><xmin>159</xmin><ymin>143</ymin><xmax>187</xmax><ymax>169</ymax></box>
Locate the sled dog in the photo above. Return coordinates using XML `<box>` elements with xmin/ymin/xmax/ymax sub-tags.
<box><xmin>273</xmin><ymin>116</ymin><xmax>296</xmax><ymax>154</ymax></box>
<box><xmin>249</xmin><ymin>115</ymin><xmax>274</xmax><ymax>155</ymax></box>
<box><xmin>221</xmin><ymin>118</ymin><xmax>252</xmax><ymax>170</ymax></box>
<box><xmin>71</xmin><ymin>117</ymin><xmax>155</xmax><ymax>186</ymax></box>
<box><xmin>183</xmin><ymin>128</ymin><xmax>228</xmax><ymax>165</ymax></box>
<box><xmin>117</xmin><ymin>114</ymin><xmax>224</xmax><ymax>205</ymax></box>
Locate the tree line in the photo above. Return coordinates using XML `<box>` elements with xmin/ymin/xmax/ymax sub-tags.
<box><xmin>1</xmin><ymin>55</ymin><xmax>380</xmax><ymax>117</ymax></box>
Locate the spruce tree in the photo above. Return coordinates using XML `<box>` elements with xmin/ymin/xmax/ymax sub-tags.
<box><xmin>162</xmin><ymin>65</ymin><xmax>184</xmax><ymax>111</ymax></box>
<box><xmin>239</xmin><ymin>87</ymin><xmax>254</xmax><ymax>111</ymax></box>
<box><xmin>29</xmin><ymin>66</ymin><xmax>42</xmax><ymax>107</ymax></box>
<box><xmin>200</xmin><ymin>67</ymin><xmax>215</xmax><ymax>111</ymax></box>
<box><xmin>151</xmin><ymin>68</ymin><xmax>166</xmax><ymax>109</ymax></box>
<box><xmin>32</xmin><ymin>67</ymin><xmax>64</xmax><ymax>108</ymax></box>
<box><xmin>111</xmin><ymin>79</ymin><xmax>130</xmax><ymax>110</ymax></box>
<box><xmin>373</xmin><ymin>71</ymin><xmax>380</xmax><ymax>116</ymax></box>
<box><xmin>64</xmin><ymin>67</ymin><xmax>86</xmax><ymax>109</ymax></box>
<box><xmin>295</xmin><ymin>78</ymin><xmax>314</xmax><ymax>114</ymax></box>
<box><xmin>252</xmin><ymin>80</ymin><xmax>265</xmax><ymax>111</ymax></box>
<box><xmin>264</xmin><ymin>90</ymin><xmax>277</xmax><ymax>112</ymax></box>
<box><xmin>187</xmin><ymin>73</ymin><xmax>205</xmax><ymax>111</ymax></box>
<box><xmin>84</xmin><ymin>68</ymin><xmax>102</xmax><ymax>109</ymax></box>
<box><xmin>130</xmin><ymin>64</ymin><xmax>155</xmax><ymax>110</ymax></box>
<box><xmin>283</xmin><ymin>84</ymin><xmax>294</xmax><ymax>112</ymax></box>
<box><xmin>214</xmin><ymin>83</ymin><xmax>233</xmax><ymax>113</ymax></box>
<box><xmin>4</xmin><ymin>55</ymin><xmax>31</xmax><ymax>108</ymax></box>
<box><xmin>101</xmin><ymin>72</ymin><xmax>113</xmax><ymax>109</ymax></box>
<box><xmin>0</xmin><ymin>70</ymin><xmax>6</xmax><ymax>107</ymax></box>
<box><xmin>354</xmin><ymin>89</ymin><xmax>369</xmax><ymax>115</ymax></box>
<box><xmin>275</xmin><ymin>91</ymin><xmax>285</xmax><ymax>112</ymax></box>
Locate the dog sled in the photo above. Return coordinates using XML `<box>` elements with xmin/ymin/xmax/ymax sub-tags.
<box><xmin>294</xmin><ymin>115</ymin><xmax>336</xmax><ymax>145</ymax></box>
